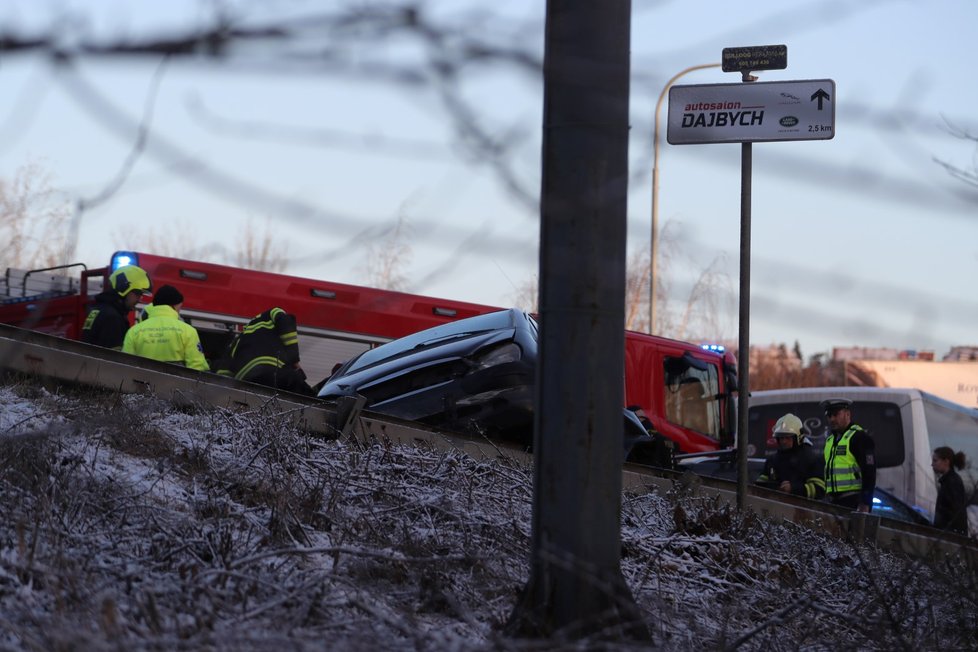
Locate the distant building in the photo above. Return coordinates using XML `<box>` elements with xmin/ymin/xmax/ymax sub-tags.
<box><xmin>825</xmin><ymin>346</ymin><xmax>977</xmax><ymax>408</ymax></box>
<box><xmin>944</xmin><ymin>346</ymin><xmax>978</xmax><ymax>362</ymax></box>
<box><xmin>833</xmin><ymin>346</ymin><xmax>935</xmax><ymax>362</ymax></box>
<box><xmin>898</xmin><ymin>350</ymin><xmax>935</xmax><ymax>361</ymax></box>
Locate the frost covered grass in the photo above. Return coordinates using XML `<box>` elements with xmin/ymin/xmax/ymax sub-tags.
<box><xmin>1</xmin><ymin>377</ymin><xmax>976</xmax><ymax>650</ymax></box>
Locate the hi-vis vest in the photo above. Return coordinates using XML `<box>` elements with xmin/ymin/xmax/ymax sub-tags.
<box><xmin>824</xmin><ymin>425</ymin><xmax>863</xmax><ymax>495</ymax></box>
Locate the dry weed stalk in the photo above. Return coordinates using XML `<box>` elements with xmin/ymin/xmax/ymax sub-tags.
<box><xmin>1</xmin><ymin>379</ymin><xmax>975</xmax><ymax>650</ymax></box>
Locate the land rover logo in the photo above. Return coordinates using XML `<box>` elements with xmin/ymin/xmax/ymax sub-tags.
<box><xmin>780</xmin><ymin>116</ymin><xmax>799</xmax><ymax>127</ymax></box>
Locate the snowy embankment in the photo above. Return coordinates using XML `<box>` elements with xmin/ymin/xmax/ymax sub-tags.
<box><xmin>0</xmin><ymin>379</ymin><xmax>974</xmax><ymax>650</ymax></box>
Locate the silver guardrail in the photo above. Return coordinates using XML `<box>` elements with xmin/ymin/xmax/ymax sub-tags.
<box><xmin>0</xmin><ymin>322</ymin><xmax>526</xmax><ymax>465</ymax></box>
<box><xmin>1</xmin><ymin>322</ymin><xmax>975</xmax><ymax>561</ymax></box>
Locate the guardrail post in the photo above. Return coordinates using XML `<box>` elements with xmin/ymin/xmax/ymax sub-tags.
<box><xmin>849</xmin><ymin>512</ymin><xmax>881</xmax><ymax>545</ymax></box>
<box><xmin>335</xmin><ymin>394</ymin><xmax>366</xmax><ymax>440</ymax></box>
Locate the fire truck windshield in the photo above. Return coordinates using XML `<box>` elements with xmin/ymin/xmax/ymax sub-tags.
<box><xmin>664</xmin><ymin>358</ymin><xmax>722</xmax><ymax>440</ymax></box>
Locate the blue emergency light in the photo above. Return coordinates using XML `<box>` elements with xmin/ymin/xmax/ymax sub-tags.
<box><xmin>111</xmin><ymin>251</ymin><xmax>139</xmax><ymax>271</ymax></box>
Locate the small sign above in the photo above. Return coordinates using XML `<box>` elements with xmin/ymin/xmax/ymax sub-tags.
<box><xmin>722</xmin><ymin>44</ymin><xmax>787</xmax><ymax>73</ymax></box>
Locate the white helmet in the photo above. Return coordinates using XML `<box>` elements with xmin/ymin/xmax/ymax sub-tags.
<box><xmin>773</xmin><ymin>413</ymin><xmax>803</xmax><ymax>446</ymax></box>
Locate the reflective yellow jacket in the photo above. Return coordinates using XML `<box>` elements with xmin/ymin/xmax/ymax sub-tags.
<box><xmin>122</xmin><ymin>304</ymin><xmax>209</xmax><ymax>371</ymax></box>
<box><xmin>824</xmin><ymin>426</ymin><xmax>862</xmax><ymax>495</ymax></box>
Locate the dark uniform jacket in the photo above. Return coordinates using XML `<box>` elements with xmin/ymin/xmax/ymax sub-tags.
<box><xmin>81</xmin><ymin>291</ymin><xmax>132</xmax><ymax>350</ymax></box>
<box><xmin>934</xmin><ymin>467</ymin><xmax>969</xmax><ymax>535</ymax></box>
<box><xmin>757</xmin><ymin>444</ymin><xmax>826</xmax><ymax>500</ymax></box>
<box><xmin>215</xmin><ymin>308</ymin><xmax>313</xmax><ymax>396</ymax></box>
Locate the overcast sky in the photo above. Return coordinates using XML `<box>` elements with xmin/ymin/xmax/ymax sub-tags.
<box><xmin>1</xmin><ymin>0</ymin><xmax>976</xmax><ymax>358</ymax></box>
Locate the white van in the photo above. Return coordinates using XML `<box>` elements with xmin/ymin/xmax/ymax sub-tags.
<box><xmin>747</xmin><ymin>387</ymin><xmax>978</xmax><ymax>528</ymax></box>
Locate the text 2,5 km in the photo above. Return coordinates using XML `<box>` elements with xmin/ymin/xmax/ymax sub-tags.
<box><xmin>807</xmin><ymin>125</ymin><xmax>832</xmax><ymax>133</ymax></box>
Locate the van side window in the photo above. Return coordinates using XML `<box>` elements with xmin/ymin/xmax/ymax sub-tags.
<box><xmin>921</xmin><ymin>394</ymin><xmax>978</xmax><ymax>500</ymax></box>
<box><xmin>663</xmin><ymin>357</ymin><xmax>721</xmax><ymax>440</ymax></box>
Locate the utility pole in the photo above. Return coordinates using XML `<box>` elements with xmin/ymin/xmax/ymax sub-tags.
<box><xmin>507</xmin><ymin>0</ymin><xmax>647</xmax><ymax>641</ymax></box>
<box><xmin>649</xmin><ymin>63</ymin><xmax>721</xmax><ymax>333</ymax></box>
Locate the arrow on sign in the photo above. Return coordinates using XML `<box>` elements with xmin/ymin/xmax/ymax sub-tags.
<box><xmin>811</xmin><ymin>88</ymin><xmax>830</xmax><ymax>110</ymax></box>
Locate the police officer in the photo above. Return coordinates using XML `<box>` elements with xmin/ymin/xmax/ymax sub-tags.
<box><xmin>214</xmin><ymin>307</ymin><xmax>314</xmax><ymax>395</ymax></box>
<box><xmin>756</xmin><ymin>413</ymin><xmax>826</xmax><ymax>500</ymax></box>
<box><xmin>122</xmin><ymin>285</ymin><xmax>209</xmax><ymax>371</ymax></box>
<box><xmin>81</xmin><ymin>265</ymin><xmax>152</xmax><ymax>350</ymax></box>
<box><xmin>821</xmin><ymin>397</ymin><xmax>876</xmax><ymax>512</ymax></box>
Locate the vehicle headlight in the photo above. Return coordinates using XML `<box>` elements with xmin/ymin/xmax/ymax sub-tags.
<box><xmin>473</xmin><ymin>343</ymin><xmax>521</xmax><ymax>369</ymax></box>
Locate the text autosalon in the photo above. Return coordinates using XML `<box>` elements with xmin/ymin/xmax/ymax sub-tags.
<box><xmin>681</xmin><ymin>101</ymin><xmax>763</xmax><ymax>128</ymax></box>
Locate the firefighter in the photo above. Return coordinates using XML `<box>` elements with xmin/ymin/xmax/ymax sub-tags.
<box><xmin>81</xmin><ymin>264</ymin><xmax>152</xmax><ymax>350</ymax></box>
<box><xmin>756</xmin><ymin>413</ymin><xmax>826</xmax><ymax>500</ymax></box>
<box><xmin>214</xmin><ymin>307</ymin><xmax>314</xmax><ymax>396</ymax></box>
<box><xmin>122</xmin><ymin>285</ymin><xmax>209</xmax><ymax>371</ymax></box>
<box><xmin>821</xmin><ymin>397</ymin><xmax>876</xmax><ymax>512</ymax></box>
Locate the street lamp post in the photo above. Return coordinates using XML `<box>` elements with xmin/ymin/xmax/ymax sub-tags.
<box><xmin>649</xmin><ymin>62</ymin><xmax>721</xmax><ymax>333</ymax></box>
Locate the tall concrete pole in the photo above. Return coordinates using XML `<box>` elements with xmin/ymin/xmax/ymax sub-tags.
<box><xmin>507</xmin><ymin>0</ymin><xmax>646</xmax><ymax>640</ymax></box>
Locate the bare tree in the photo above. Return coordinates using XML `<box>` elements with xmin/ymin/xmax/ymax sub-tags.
<box><xmin>748</xmin><ymin>352</ymin><xmax>852</xmax><ymax>390</ymax></box>
<box><xmin>935</xmin><ymin>120</ymin><xmax>978</xmax><ymax>187</ymax></box>
<box><xmin>667</xmin><ymin>253</ymin><xmax>734</xmax><ymax>342</ymax></box>
<box><xmin>0</xmin><ymin>3</ymin><xmax>545</xmax><ymax>270</ymax></box>
<box><xmin>624</xmin><ymin>221</ymin><xmax>735</xmax><ymax>340</ymax></box>
<box><xmin>516</xmin><ymin>222</ymin><xmax>735</xmax><ymax>340</ymax></box>
<box><xmin>363</xmin><ymin>213</ymin><xmax>413</xmax><ymax>290</ymax></box>
<box><xmin>624</xmin><ymin>247</ymin><xmax>650</xmax><ymax>332</ymax></box>
<box><xmin>510</xmin><ymin>274</ymin><xmax>538</xmax><ymax>314</ymax></box>
<box><xmin>112</xmin><ymin>217</ymin><xmax>287</xmax><ymax>272</ymax></box>
<box><xmin>0</xmin><ymin>162</ymin><xmax>72</xmax><ymax>270</ymax></box>
<box><xmin>233</xmin><ymin>218</ymin><xmax>288</xmax><ymax>273</ymax></box>
<box><xmin>113</xmin><ymin>221</ymin><xmax>201</xmax><ymax>260</ymax></box>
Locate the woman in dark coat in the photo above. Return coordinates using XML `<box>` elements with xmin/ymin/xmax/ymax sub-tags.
<box><xmin>931</xmin><ymin>446</ymin><xmax>969</xmax><ymax>535</ymax></box>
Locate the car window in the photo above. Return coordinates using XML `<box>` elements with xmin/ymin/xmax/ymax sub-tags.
<box><xmin>345</xmin><ymin>310</ymin><xmax>516</xmax><ymax>374</ymax></box>
<box><xmin>748</xmin><ymin>400</ymin><xmax>906</xmax><ymax>468</ymax></box>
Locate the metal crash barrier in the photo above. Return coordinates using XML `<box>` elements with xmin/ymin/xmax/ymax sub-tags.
<box><xmin>2</xmin><ymin>322</ymin><xmax>976</xmax><ymax>562</ymax></box>
<box><xmin>0</xmin><ymin>322</ymin><xmax>528</xmax><ymax>465</ymax></box>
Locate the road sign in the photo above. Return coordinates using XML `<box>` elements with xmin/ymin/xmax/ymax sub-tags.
<box><xmin>667</xmin><ymin>79</ymin><xmax>836</xmax><ymax>145</ymax></box>
<box><xmin>722</xmin><ymin>44</ymin><xmax>787</xmax><ymax>73</ymax></box>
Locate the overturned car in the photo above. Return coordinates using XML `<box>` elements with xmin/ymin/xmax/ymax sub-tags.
<box><xmin>318</xmin><ymin>308</ymin><xmax>650</xmax><ymax>454</ymax></box>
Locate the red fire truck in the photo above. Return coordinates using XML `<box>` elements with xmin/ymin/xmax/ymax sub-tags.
<box><xmin>1</xmin><ymin>250</ymin><xmax>737</xmax><ymax>453</ymax></box>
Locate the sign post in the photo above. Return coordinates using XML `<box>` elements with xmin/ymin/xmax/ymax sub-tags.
<box><xmin>665</xmin><ymin>46</ymin><xmax>836</xmax><ymax>509</ymax></box>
